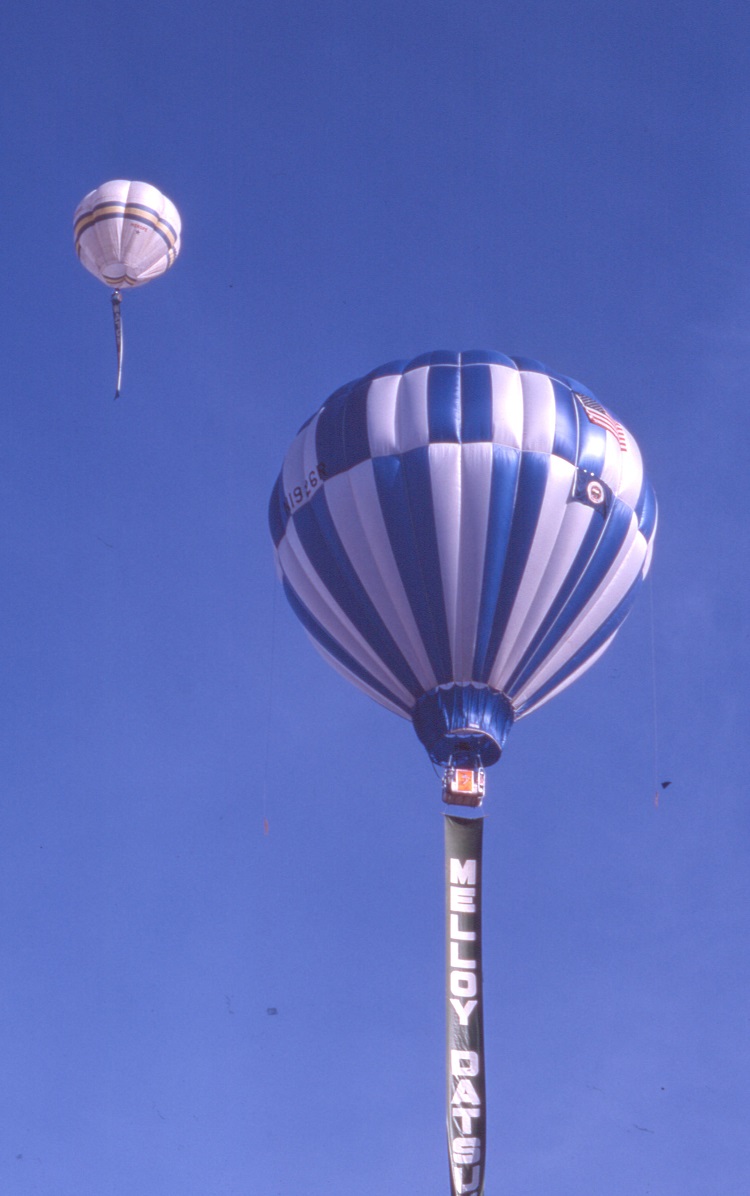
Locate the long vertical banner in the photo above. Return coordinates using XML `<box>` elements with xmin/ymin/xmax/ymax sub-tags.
<box><xmin>111</xmin><ymin>289</ymin><xmax>123</xmax><ymax>399</ymax></box>
<box><xmin>445</xmin><ymin>815</ymin><xmax>486</xmax><ymax>1196</ymax></box>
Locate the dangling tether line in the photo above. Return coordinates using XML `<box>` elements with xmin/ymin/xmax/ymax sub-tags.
<box><xmin>111</xmin><ymin>290</ymin><xmax>123</xmax><ymax>399</ymax></box>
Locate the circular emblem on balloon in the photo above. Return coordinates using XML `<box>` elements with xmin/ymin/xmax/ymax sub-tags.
<box><xmin>586</xmin><ymin>479</ymin><xmax>606</xmax><ymax>505</ymax></box>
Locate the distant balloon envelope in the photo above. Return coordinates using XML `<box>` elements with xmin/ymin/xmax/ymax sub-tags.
<box><xmin>74</xmin><ymin>179</ymin><xmax>181</xmax><ymax>289</ymax></box>
<box><xmin>269</xmin><ymin>351</ymin><xmax>657</xmax><ymax>767</ymax></box>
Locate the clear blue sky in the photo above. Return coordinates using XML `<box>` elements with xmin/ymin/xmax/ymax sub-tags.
<box><xmin>2</xmin><ymin>2</ymin><xmax>749</xmax><ymax>1193</ymax></box>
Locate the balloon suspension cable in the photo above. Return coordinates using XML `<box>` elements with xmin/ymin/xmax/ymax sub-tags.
<box><xmin>445</xmin><ymin>813</ymin><xmax>486</xmax><ymax>1196</ymax></box>
<box><xmin>111</xmin><ymin>290</ymin><xmax>123</xmax><ymax>399</ymax></box>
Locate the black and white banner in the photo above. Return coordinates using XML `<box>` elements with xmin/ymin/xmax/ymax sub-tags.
<box><xmin>111</xmin><ymin>289</ymin><xmax>123</xmax><ymax>398</ymax></box>
<box><xmin>445</xmin><ymin>815</ymin><xmax>486</xmax><ymax>1196</ymax></box>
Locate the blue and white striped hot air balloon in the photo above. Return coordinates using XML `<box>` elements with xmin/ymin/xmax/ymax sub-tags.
<box><xmin>269</xmin><ymin>350</ymin><xmax>657</xmax><ymax>768</ymax></box>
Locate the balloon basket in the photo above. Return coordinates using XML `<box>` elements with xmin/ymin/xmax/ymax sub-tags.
<box><xmin>442</xmin><ymin>766</ymin><xmax>486</xmax><ymax>808</ymax></box>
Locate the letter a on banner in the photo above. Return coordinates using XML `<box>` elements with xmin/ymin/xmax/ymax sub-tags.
<box><xmin>445</xmin><ymin>816</ymin><xmax>485</xmax><ymax>1196</ymax></box>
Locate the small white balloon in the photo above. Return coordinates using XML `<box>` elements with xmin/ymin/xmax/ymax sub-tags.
<box><xmin>74</xmin><ymin>179</ymin><xmax>181</xmax><ymax>289</ymax></box>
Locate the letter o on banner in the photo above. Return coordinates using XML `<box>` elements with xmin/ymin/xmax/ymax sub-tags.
<box><xmin>450</xmin><ymin>971</ymin><xmax>478</xmax><ymax>998</ymax></box>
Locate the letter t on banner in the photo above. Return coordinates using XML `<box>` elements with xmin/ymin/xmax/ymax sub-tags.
<box><xmin>445</xmin><ymin>816</ymin><xmax>486</xmax><ymax>1196</ymax></box>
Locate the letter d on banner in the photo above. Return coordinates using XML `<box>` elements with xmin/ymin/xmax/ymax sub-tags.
<box><xmin>445</xmin><ymin>816</ymin><xmax>485</xmax><ymax>1196</ymax></box>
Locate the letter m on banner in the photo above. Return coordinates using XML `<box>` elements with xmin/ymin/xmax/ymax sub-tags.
<box><xmin>450</xmin><ymin>858</ymin><xmax>477</xmax><ymax>886</ymax></box>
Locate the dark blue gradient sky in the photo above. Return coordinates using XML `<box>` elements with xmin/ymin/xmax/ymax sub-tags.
<box><xmin>1</xmin><ymin>2</ymin><xmax>748</xmax><ymax>1192</ymax></box>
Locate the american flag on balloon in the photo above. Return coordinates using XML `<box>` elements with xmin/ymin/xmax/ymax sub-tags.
<box><xmin>574</xmin><ymin>392</ymin><xmax>628</xmax><ymax>450</ymax></box>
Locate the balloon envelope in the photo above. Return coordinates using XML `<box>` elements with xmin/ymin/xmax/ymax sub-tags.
<box><xmin>74</xmin><ymin>179</ymin><xmax>181</xmax><ymax>289</ymax></box>
<box><xmin>269</xmin><ymin>351</ymin><xmax>657</xmax><ymax>767</ymax></box>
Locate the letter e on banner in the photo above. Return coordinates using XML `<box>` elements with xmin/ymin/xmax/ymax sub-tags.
<box><xmin>452</xmin><ymin>1138</ymin><xmax>481</xmax><ymax>1165</ymax></box>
